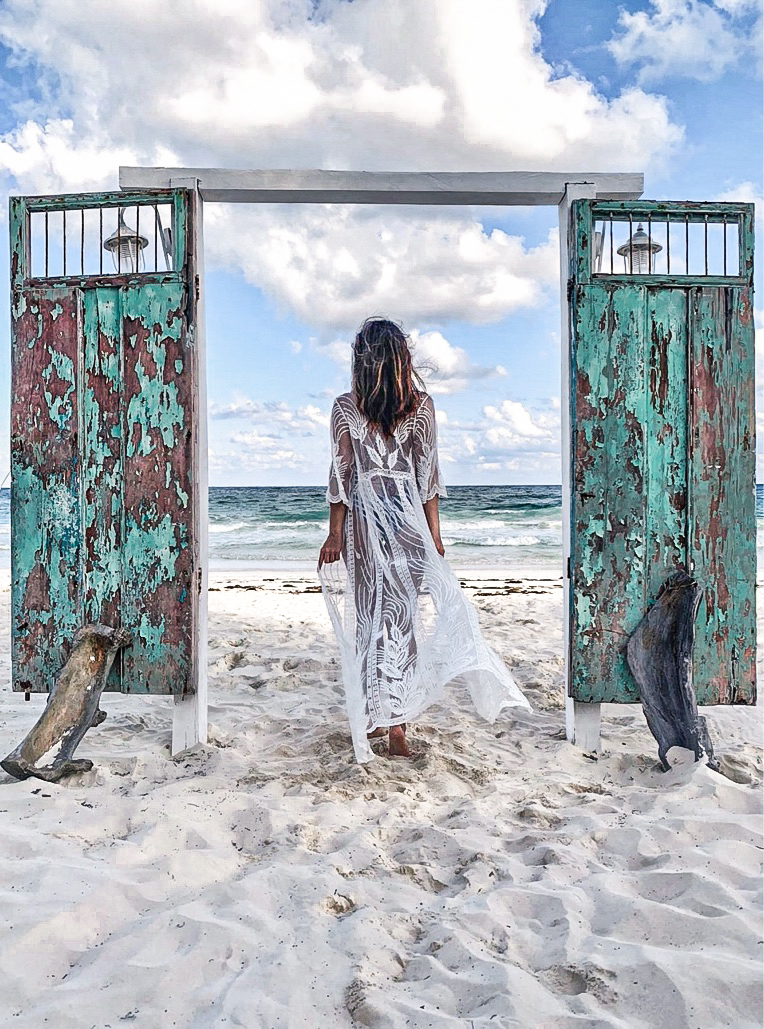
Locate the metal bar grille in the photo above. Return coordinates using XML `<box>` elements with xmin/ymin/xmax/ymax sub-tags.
<box><xmin>591</xmin><ymin>205</ymin><xmax>743</xmax><ymax>278</ymax></box>
<box><xmin>27</xmin><ymin>196</ymin><xmax>176</xmax><ymax>279</ymax></box>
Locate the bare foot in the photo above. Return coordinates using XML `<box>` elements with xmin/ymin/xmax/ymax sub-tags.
<box><xmin>367</xmin><ymin>727</ymin><xmax>387</xmax><ymax>739</ymax></box>
<box><xmin>388</xmin><ymin>724</ymin><xmax>412</xmax><ymax>758</ymax></box>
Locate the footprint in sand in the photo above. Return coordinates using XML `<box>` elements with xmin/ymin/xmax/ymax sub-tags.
<box><xmin>323</xmin><ymin>892</ymin><xmax>356</xmax><ymax>916</ymax></box>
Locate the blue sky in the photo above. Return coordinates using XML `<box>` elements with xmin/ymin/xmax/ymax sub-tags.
<box><xmin>0</xmin><ymin>0</ymin><xmax>761</xmax><ymax>486</ymax></box>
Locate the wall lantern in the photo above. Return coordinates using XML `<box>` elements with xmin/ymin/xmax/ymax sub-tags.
<box><xmin>616</xmin><ymin>222</ymin><xmax>662</xmax><ymax>274</ymax></box>
<box><xmin>103</xmin><ymin>208</ymin><xmax>149</xmax><ymax>273</ymax></box>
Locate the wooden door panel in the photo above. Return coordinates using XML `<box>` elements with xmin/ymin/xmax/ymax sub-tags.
<box><xmin>10</xmin><ymin>190</ymin><xmax>198</xmax><ymax>696</ymax></box>
<box><xmin>644</xmin><ymin>288</ymin><xmax>689</xmax><ymax>601</ymax></box>
<box><xmin>121</xmin><ymin>281</ymin><xmax>194</xmax><ymax>694</ymax></box>
<box><xmin>11</xmin><ymin>288</ymin><xmax>83</xmax><ymax>692</ymax></box>
<box><xmin>689</xmin><ymin>286</ymin><xmax>756</xmax><ymax>703</ymax></box>
<box><xmin>570</xmin><ymin>200</ymin><xmax>756</xmax><ymax>706</ymax></box>
<box><xmin>571</xmin><ymin>282</ymin><xmax>647</xmax><ymax>702</ymax></box>
<box><xmin>82</xmin><ymin>287</ymin><xmax>124</xmax><ymax>675</ymax></box>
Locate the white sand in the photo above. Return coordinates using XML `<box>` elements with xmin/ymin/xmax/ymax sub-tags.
<box><xmin>0</xmin><ymin>568</ymin><xmax>761</xmax><ymax>1028</ymax></box>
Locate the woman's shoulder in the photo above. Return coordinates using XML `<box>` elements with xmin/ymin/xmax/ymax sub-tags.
<box><xmin>332</xmin><ymin>393</ymin><xmax>367</xmax><ymax>436</ymax></box>
<box><xmin>330</xmin><ymin>392</ymin><xmax>355</xmax><ymax>416</ymax></box>
<box><xmin>333</xmin><ymin>392</ymin><xmax>356</xmax><ymax>408</ymax></box>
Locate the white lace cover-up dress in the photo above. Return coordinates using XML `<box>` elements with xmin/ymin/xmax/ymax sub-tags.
<box><xmin>319</xmin><ymin>391</ymin><xmax>531</xmax><ymax>763</ymax></box>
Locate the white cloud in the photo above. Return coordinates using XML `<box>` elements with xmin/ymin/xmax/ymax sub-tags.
<box><xmin>607</xmin><ymin>0</ymin><xmax>762</xmax><ymax>83</ymax></box>
<box><xmin>411</xmin><ymin>329</ymin><xmax>507</xmax><ymax>395</ymax></box>
<box><xmin>714</xmin><ymin>181</ymin><xmax>763</xmax><ymax>240</ymax></box>
<box><xmin>207</xmin><ymin>206</ymin><xmax>560</xmax><ymax>330</ymax></box>
<box><xmin>207</xmin><ymin>395</ymin><xmax>331</xmax><ymax>479</ymax></box>
<box><xmin>309</xmin><ymin>326</ymin><xmax>507</xmax><ymax>394</ymax></box>
<box><xmin>715</xmin><ymin>181</ymin><xmax>762</xmax><ymax>204</ymax></box>
<box><xmin>313</xmin><ymin>337</ymin><xmax>352</xmax><ymax>369</ymax></box>
<box><xmin>0</xmin><ymin>0</ymin><xmax>687</xmax><ymax>338</ymax></box>
<box><xmin>0</xmin><ymin>0</ymin><xmax>682</xmax><ymax>188</ymax></box>
<box><xmin>484</xmin><ymin>399</ymin><xmax>550</xmax><ymax>442</ymax></box>
<box><xmin>0</xmin><ymin>118</ymin><xmax>178</xmax><ymax>197</ymax></box>
<box><xmin>436</xmin><ymin>395</ymin><xmax>562</xmax><ymax>480</ymax></box>
<box><xmin>215</xmin><ymin>431</ymin><xmax>305</xmax><ymax>473</ymax></box>
<box><xmin>209</xmin><ymin>396</ymin><xmax>329</xmax><ymax>431</ymax></box>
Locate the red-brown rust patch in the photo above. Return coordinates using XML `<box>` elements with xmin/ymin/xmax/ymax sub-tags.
<box><xmin>738</xmin><ymin>291</ymin><xmax>752</xmax><ymax>325</ymax></box>
<box><xmin>576</xmin><ymin>372</ymin><xmax>599</xmax><ymax>421</ymax></box>
<box><xmin>671</xmin><ymin>490</ymin><xmax>686</xmax><ymax>512</ymax></box>
<box><xmin>715</xmin><ymin>561</ymin><xmax>730</xmax><ymax>609</ymax></box>
<box><xmin>23</xmin><ymin>562</ymin><xmax>51</xmax><ymax>614</ymax></box>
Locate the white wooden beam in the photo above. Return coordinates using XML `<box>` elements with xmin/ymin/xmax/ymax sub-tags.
<box><xmin>559</xmin><ymin>182</ymin><xmax>601</xmax><ymax>754</ymax></box>
<box><xmin>120</xmin><ymin>168</ymin><xmax>644</xmax><ymax>206</ymax></box>
<box><xmin>171</xmin><ymin>177</ymin><xmax>209</xmax><ymax>757</ymax></box>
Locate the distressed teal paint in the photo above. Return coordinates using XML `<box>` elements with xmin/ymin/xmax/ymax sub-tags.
<box><xmin>11</xmin><ymin>288</ymin><xmax>83</xmax><ymax>692</ymax></box>
<box><xmin>11</xmin><ymin>190</ymin><xmax>198</xmax><ymax>697</ymax></box>
<box><xmin>644</xmin><ymin>288</ymin><xmax>688</xmax><ymax>605</ymax></box>
<box><xmin>571</xmin><ymin>281</ymin><xmax>647</xmax><ymax>702</ymax></box>
<box><xmin>124</xmin><ymin>511</ymin><xmax>186</xmax><ymax>587</ymax></box>
<box><xmin>82</xmin><ymin>287</ymin><xmax>124</xmax><ymax>688</ymax></box>
<box><xmin>124</xmin><ymin>287</ymin><xmax>186</xmax><ymax>457</ymax></box>
<box><xmin>688</xmin><ymin>287</ymin><xmax>756</xmax><ymax>703</ymax></box>
<box><xmin>41</xmin><ymin>349</ymin><xmax>76</xmax><ymax>430</ymax></box>
<box><xmin>570</xmin><ymin>199</ymin><xmax>756</xmax><ymax>705</ymax></box>
<box><xmin>119</xmin><ymin>276</ymin><xmax>195</xmax><ymax>695</ymax></box>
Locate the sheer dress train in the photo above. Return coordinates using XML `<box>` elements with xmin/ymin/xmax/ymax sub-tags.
<box><xmin>319</xmin><ymin>391</ymin><xmax>531</xmax><ymax>762</ymax></box>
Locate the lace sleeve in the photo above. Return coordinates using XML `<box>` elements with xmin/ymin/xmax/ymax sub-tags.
<box><xmin>326</xmin><ymin>400</ymin><xmax>355</xmax><ymax>505</ymax></box>
<box><xmin>413</xmin><ymin>395</ymin><xmax>447</xmax><ymax>503</ymax></box>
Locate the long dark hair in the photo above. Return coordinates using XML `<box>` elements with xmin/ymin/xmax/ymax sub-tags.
<box><xmin>352</xmin><ymin>318</ymin><xmax>425</xmax><ymax>436</ymax></box>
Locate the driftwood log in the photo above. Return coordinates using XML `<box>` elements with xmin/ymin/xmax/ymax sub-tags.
<box><xmin>627</xmin><ymin>571</ymin><xmax>715</xmax><ymax>771</ymax></box>
<box><xmin>2</xmin><ymin>624</ymin><xmax>132</xmax><ymax>783</ymax></box>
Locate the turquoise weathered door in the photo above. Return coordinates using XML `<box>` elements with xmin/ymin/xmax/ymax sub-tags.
<box><xmin>569</xmin><ymin>200</ymin><xmax>755</xmax><ymax>705</ymax></box>
<box><xmin>10</xmin><ymin>189</ymin><xmax>203</xmax><ymax>695</ymax></box>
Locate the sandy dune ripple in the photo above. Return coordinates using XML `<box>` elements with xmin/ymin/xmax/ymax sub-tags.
<box><xmin>0</xmin><ymin>571</ymin><xmax>761</xmax><ymax>1028</ymax></box>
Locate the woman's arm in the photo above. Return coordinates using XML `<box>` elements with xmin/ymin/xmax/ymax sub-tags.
<box><xmin>318</xmin><ymin>501</ymin><xmax>347</xmax><ymax>567</ymax></box>
<box><xmin>423</xmin><ymin>496</ymin><xmax>445</xmax><ymax>557</ymax></box>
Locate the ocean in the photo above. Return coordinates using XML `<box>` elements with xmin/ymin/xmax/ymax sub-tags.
<box><xmin>207</xmin><ymin>484</ymin><xmax>563</xmax><ymax>570</ymax></box>
<box><xmin>1</xmin><ymin>484</ymin><xmax>763</xmax><ymax>573</ymax></box>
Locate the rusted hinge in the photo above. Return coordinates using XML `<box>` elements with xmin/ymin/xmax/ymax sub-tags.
<box><xmin>566</xmin><ymin>556</ymin><xmax>571</xmax><ymax>578</ymax></box>
<box><xmin>197</xmin><ymin>567</ymin><xmax>203</xmax><ymax>594</ymax></box>
<box><xmin>567</xmin><ymin>278</ymin><xmax>574</xmax><ymax>303</ymax></box>
<box><xmin>194</xmin><ymin>274</ymin><xmax>200</xmax><ymax>301</ymax></box>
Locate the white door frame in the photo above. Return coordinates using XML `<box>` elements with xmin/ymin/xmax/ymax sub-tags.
<box><xmin>118</xmin><ymin>167</ymin><xmax>645</xmax><ymax>755</ymax></box>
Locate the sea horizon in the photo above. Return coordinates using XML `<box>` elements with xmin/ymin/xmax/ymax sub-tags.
<box><xmin>2</xmin><ymin>484</ymin><xmax>762</xmax><ymax>574</ymax></box>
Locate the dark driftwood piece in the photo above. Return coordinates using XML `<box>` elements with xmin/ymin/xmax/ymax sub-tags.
<box><xmin>627</xmin><ymin>571</ymin><xmax>715</xmax><ymax>771</ymax></box>
<box><xmin>2</xmin><ymin>624</ymin><xmax>132</xmax><ymax>783</ymax></box>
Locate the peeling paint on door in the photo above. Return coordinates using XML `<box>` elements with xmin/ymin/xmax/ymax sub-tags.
<box><xmin>569</xmin><ymin>200</ymin><xmax>755</xmax><ymax>705</ymax></box>
<box><xmin>10</xmin><ymin>190</ymin><xmax>200</xmax><ymax>695</ymax></box>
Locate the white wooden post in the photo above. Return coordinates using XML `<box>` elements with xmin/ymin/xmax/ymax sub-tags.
<box><xmin>170</xmin><ymin>177</ymin><xmax>208</xmax><ymax>755</ymax></box>
<box><xmin>559</xmin><ymin>182</ymin><xmax>601</xmax><ymax>754</ymax></box>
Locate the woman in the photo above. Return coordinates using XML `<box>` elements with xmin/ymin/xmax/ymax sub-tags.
<box><xmin>318</xmin><ymin>318</ymin><xmax>530</xmax><ymax>762</ymax></box>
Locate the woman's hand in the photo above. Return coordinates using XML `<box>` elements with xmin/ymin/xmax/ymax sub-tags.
<box><xmin>319</xmin><ymin>502</ymin><xmax>348</xmax><ymax>569</ymax></box>
<box><xmin>422</xmin><ymin>496</ymin><xmax>445</xmax><ymax>557</ymax></box>
<box><xmin>319</xmin><ymin>531</ymin><xmax>343</xmax><ymax>568</ymax></box>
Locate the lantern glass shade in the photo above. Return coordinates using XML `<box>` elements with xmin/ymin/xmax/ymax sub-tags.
<box><xmin>616</xmin><ymin>223</ymin><xmax>662</xmax><ymax>274</ymax></box>
<box><xmin>103</xmin><ymin>209</ymin><xmax>149</xmax><ymax>273</ymax></box>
